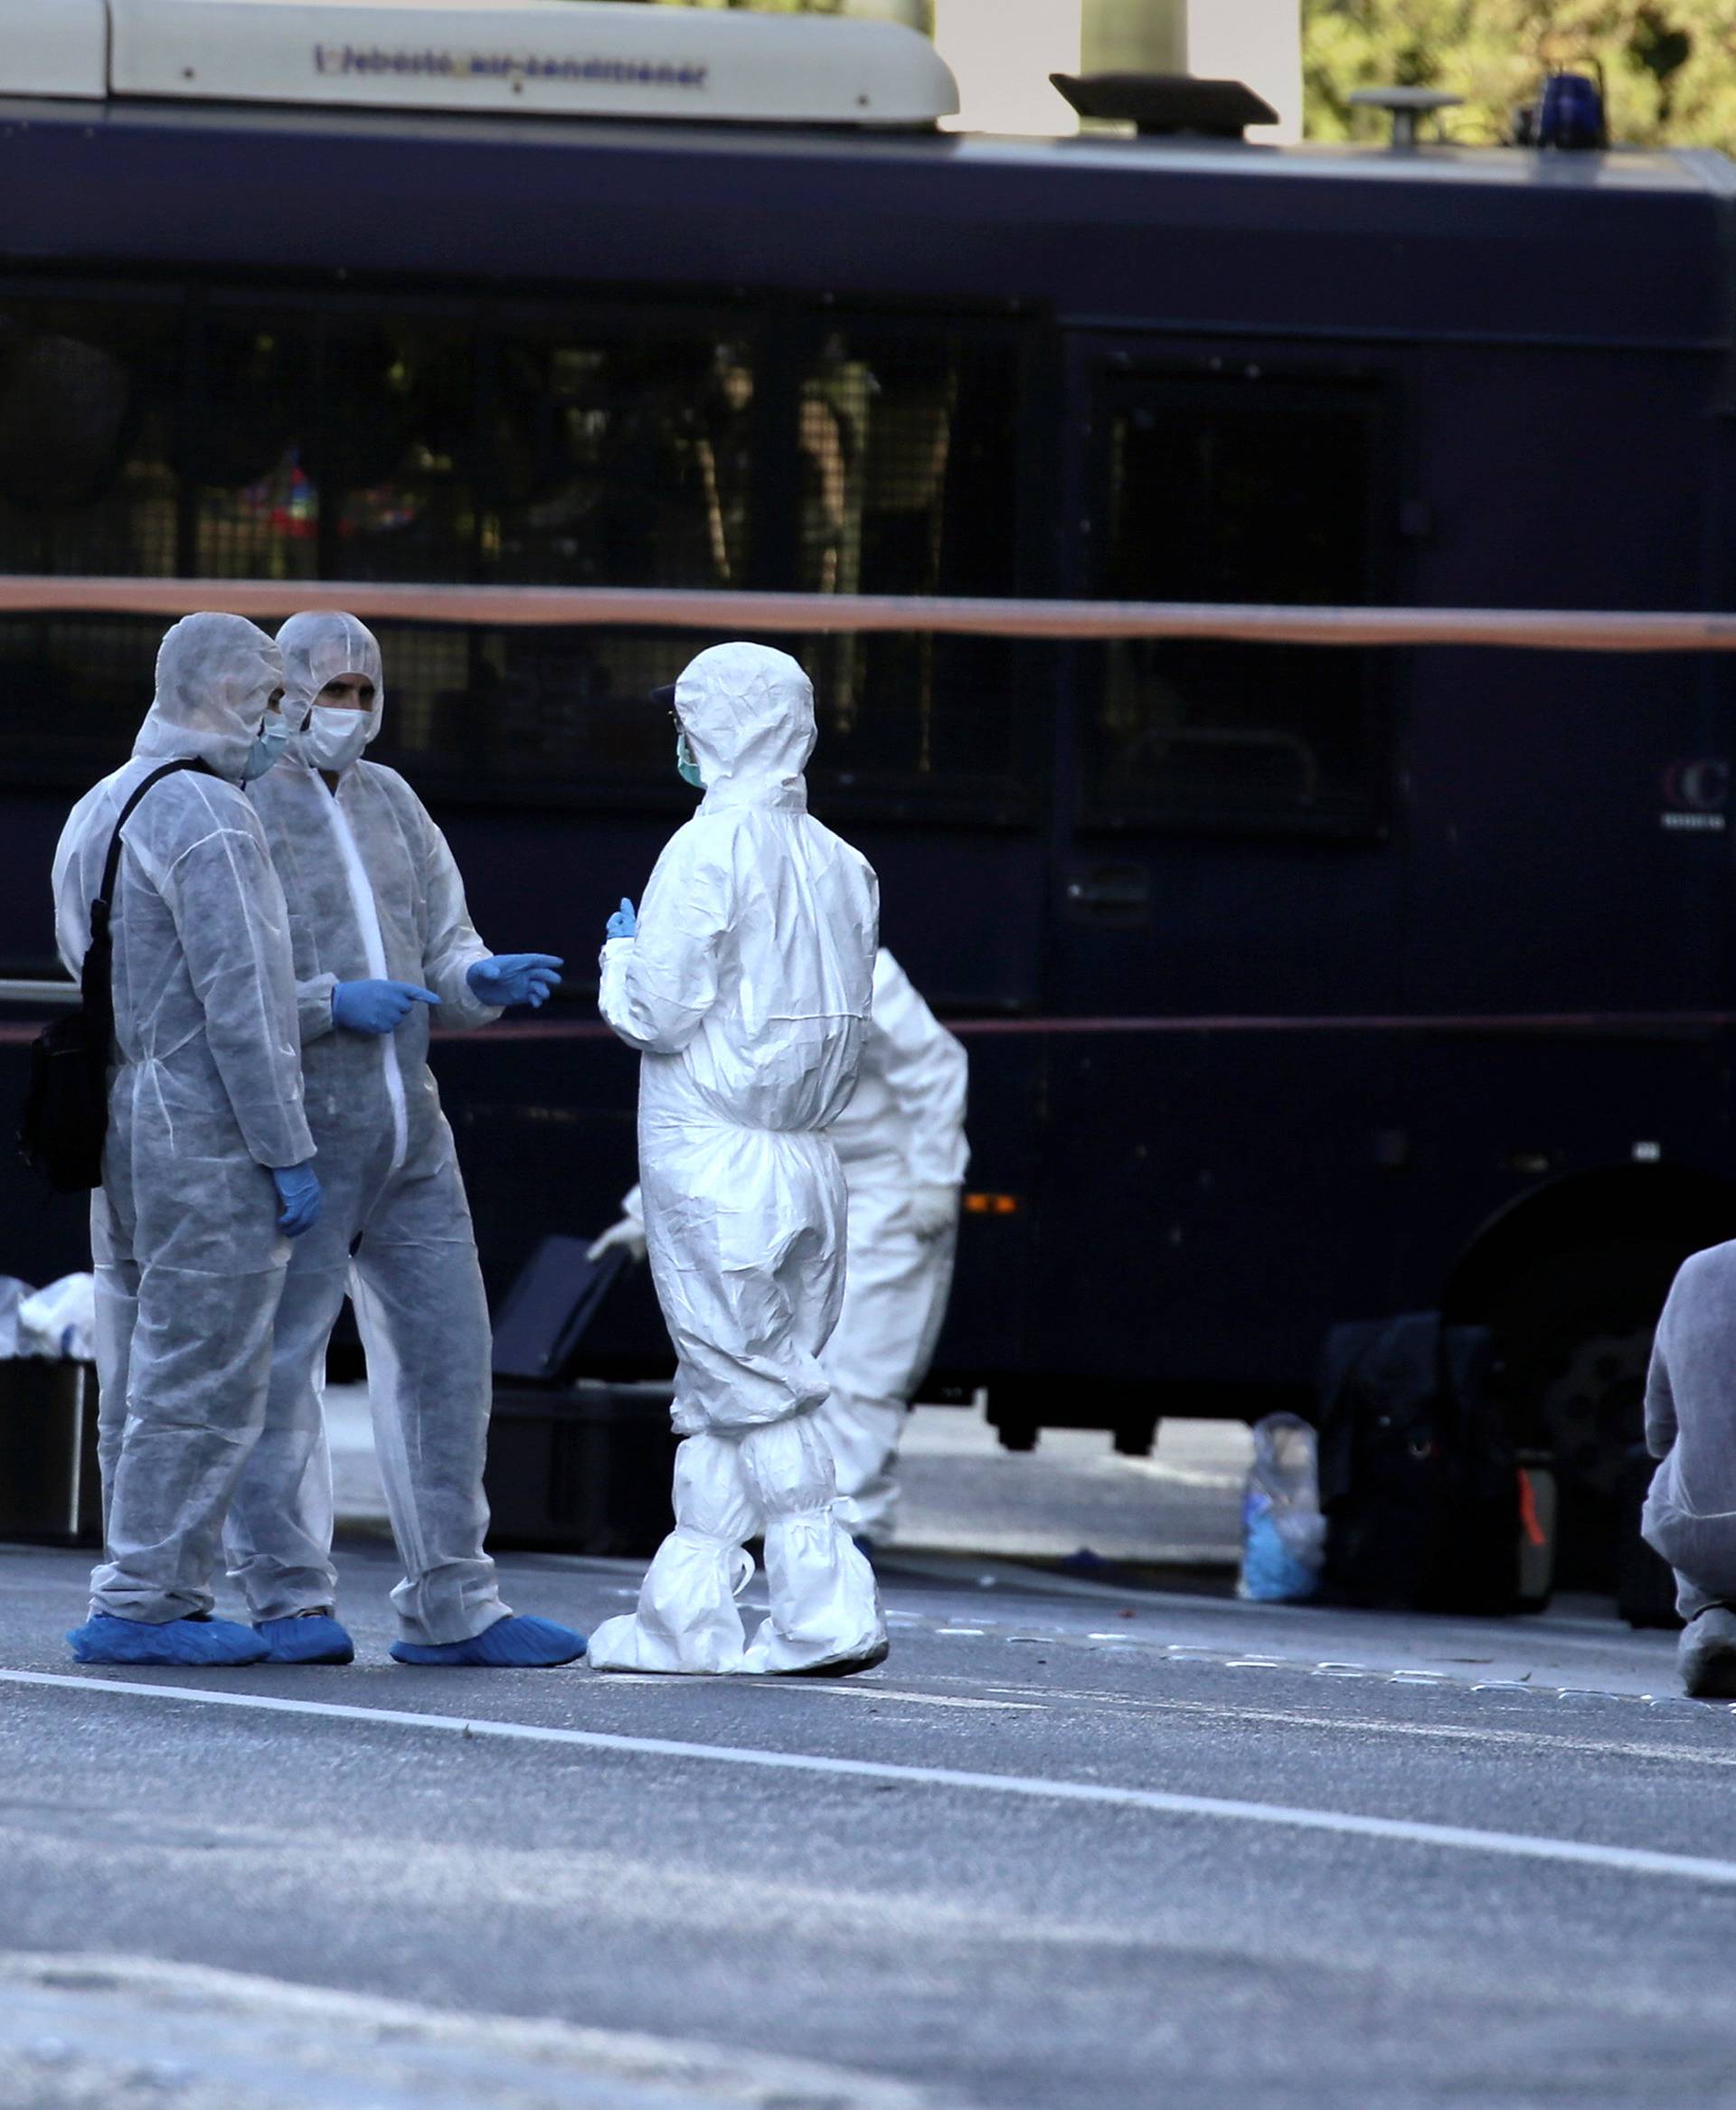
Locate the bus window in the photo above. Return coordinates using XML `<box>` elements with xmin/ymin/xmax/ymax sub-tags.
<box><xmin>0</xmin><ymin>296</ymin><xmax>182</xmax><ymax>772</ymax></box>
<box><xmin>794</xmin><ymin>328</ymin><xmax>1027</xmax><ymax>814</ymax></box>
<box><xmin>484</xmin><ymin>328</ymin><xmax>754</xmax><ymax>590</ymax></box>
<box><xmin>0</xmin><ymin>298</ymin><xmax>179</xmax><ymax>574</ymax></box>
<box><xmin>189</xmin><ymin>314</ymin><xmax>321</xmax><ymax>581</ymax></box>
<box><xmin>330</xmin><ymin>323</ymin><xmax>477</xmax><ymax>586</ymax></box>
<box><xmin>1084</xmin><ymin>372</ymin><xmax>1385</xmax><ymax>834</ymax></box>
<box><xmin>433</xmin><ymin>325</ymin><xmax>760</xmax><ymax>792</ymax></box>
<box><xmin>190</xmin><ymin>308</ymin><xmax>478</xmax><ymax>590</ymax></box>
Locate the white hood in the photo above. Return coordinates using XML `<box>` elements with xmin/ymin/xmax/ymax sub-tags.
<box><xmin>131</xmin><ymin>611</ymin><xmax>283</xmax><ymax>782</ymax></box>
<box><xmin>276</xmin><ymin>609</ymin><xmax>385</xmax><ymax>761</ymax></box>
<box><xmin>675</xmin><ymin>641</ymin><xmax>815</xmax><ymax>810</ymax></box>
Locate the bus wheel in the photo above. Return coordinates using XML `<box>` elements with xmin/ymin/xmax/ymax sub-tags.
<box><xmin>1113</xmin><ymin>1411</ymin><xmax>1158</xmax><ymax>1458</ymax></box>
<box><xmin>1489</xmin><ymin>1240</ymin><xmax>1679</xmax><ymax>1590</ymax></box>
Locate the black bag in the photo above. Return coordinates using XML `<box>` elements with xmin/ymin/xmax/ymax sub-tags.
<box><xmin>18</xmin><ymin>760</ymin><xmax>209</xmax><ymax>1193</ymax></box>
<box><xmin>1316</xmin><ymin>1311</ymin><xmax>1521</xmax><ymax>1615</ymax></box>
<box><xmin>486</xmin><ymin>1382</ymin><xmax>678</xmax><ymax>1555</ymax></box>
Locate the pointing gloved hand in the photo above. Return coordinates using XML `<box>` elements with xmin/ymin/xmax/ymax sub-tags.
<box><xmin>332</xmin><ymin>980</ymin><xmax>441</xmax><ymax>1035</ymax></box>
<box><xmin>906</xmin><ymin>1184</ymin><xmax>961</xmax><ymax>1241</ymax></box>
<box><xmin>587</xmin><ymin>1215</ymin><xmax>648</xmax><ymax>1266</ymax></box>
<box><xmin>270</xmin><ymin>1161</ymin><xmax>323</xmax><ymax>1238</ymax></box>
<box><xmin>605</xmin><ymin>899</ymin><xmax>637</xmax><ymax>941</ymax></box>
<box><xmin>467</xmin><ymin>954</ymin><xmax>564</xmax><ymax>1008</ymax></box>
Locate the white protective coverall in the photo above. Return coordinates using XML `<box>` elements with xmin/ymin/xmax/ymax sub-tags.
<box><xmin>52</xmin><ymin>613</ymin><xmax>313</xmax><ymax>1624</ymax></box>
<box><xmin>587</xmin><ymin>642</ymin><xmax>887</xmax><ymax>1675</ymax></box>
<box><xmin>219</xmin><ymin>612</ymin><xmax>514</xmax><ymax>1646</ymax></box>
<box><xmin>815</xmin><ymin>948</ymin><xmax>968</xmax><ymax>1540</ymax></box>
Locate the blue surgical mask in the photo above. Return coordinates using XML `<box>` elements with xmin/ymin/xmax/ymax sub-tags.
<box><xmin>675</xmin><ymin>729</ymin><xmax>704</xmax><ymax>791</ymax></box>
<box><xmin>241</xmin><ymin>716</ymin><xmax>291</xmax><ymax>783</ymax></box>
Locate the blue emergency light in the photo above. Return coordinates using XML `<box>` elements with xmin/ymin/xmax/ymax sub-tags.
<box><xmin>1537</xmin><ymin>71</ymin><xmax>1607</xmax><ymax>150</ymax></box>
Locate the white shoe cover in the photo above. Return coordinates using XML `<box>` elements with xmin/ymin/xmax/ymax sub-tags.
<box><xmin>588</xmin><ymin>1434</ymin><xmax>759</xmax><ymax>1673</ymax></box>
<box><xmin>739</xmin><ymin>1418</ymin><xmax>885</xmax><ymax>1673</ymax></box>
<box><xmin>588</xmin><ymin>1418</ymin><xmax>886</xmax><ymax>1676</ymax></box>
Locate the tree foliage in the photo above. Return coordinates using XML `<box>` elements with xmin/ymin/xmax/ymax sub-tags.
<box><xmin>1304</xmin><ymin>0</ymin><xmax>1736</xmax><ymax>146</ymax></box>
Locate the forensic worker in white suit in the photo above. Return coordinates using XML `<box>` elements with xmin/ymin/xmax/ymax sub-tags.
<box><xmin>587</xmin><ymin>641</ymin><xmax>887</xmax><ymax>1676</ymax></box>
<box><xmin>52</xmin><ymin>613</ymin><xmax>318</xmax><ymax>1668</ymax></box>
<box><xmin>222</xmin><ymin>611</ymin><xmax>583</xmax><ymax>1670</ymax></box>
<box><xmin>812</xmin><ymin>948</ymin><xmax>967</xmax><ymax>1543</ymax></box>
<box><xmin>592</xmin><ymin>948</ymin><xmax>968</xmax><ymax>1547</ymax></box>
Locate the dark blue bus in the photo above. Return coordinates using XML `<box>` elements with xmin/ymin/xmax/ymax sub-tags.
<box><xmin>3</xmin><ymin>71</ymin><xmax>1732</xmax><ymax>1572</ymax></box>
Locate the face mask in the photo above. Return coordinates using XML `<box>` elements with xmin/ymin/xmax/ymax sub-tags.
<box><xmin>675</xmin><ymin>729</ymin><xmax>704</xmax><ymax>790</ymax></box>
<box><xmin>303</xmin><ymin>703</ymin><xmax>374</xmax><ymax>772</ymax></box>
<box><xmin>241</xmin><ymin>716</ymin><xmax>291</xmax><ymax>782</ymax></box>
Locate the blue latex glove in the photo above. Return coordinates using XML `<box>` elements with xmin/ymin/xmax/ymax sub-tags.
<box><xmin>606</xmin><ymin>899</ymin><xmax>637</xmax><ymax>940</ymax></box>
<box><xmin>467</xmin><ymin>953</ymin><xmax>564</xmax><ymax>1009</ymax></box>
<box><xmin>332</xmin><ymin>979</ymin><xmax>440</xmax><ymax>1034</ymax></box>
<box><xmin>270</xmin><ymin>1161</ymin><xmax>323</xmax><ymax>1238</ymax></box>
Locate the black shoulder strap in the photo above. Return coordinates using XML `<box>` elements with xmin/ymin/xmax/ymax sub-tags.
<box><xmin>97</xmin><ymin>757</ymin><xmax>217</xmax><ymax>912</ymax></box>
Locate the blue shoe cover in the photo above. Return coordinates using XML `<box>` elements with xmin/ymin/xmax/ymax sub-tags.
<box><xmin>390</xmin><ymin>1614</ymin><xmax>586</xmax><ymax>1668</ymax></box>
<box><xmin>255</xmin><ymin>1613</ymin><xmax>354</xmax><ymax>1665</ymax></box>
<box><xmin>67</xmin><ymin>1613</ymin><xmax>269</xmax><ymax>1667</ymax></box>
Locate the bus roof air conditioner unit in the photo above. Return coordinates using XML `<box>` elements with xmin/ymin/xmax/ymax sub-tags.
<box><xmin>0</xmin><ymin>0</ymin><xmax>960</xmax><ymax>128</ymax></box>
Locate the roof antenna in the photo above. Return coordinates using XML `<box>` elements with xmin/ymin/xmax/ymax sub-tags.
<box><xmin>1347</xmin><ymin>86</ymin><xmax>1464</xmax><ymax>150</ymax></box>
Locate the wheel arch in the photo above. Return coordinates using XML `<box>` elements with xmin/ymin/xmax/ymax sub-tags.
<box><xmin>1443</xmin><ymin>1163</ymin><xmax>1736</xmax><ymax>1322</ymax></box>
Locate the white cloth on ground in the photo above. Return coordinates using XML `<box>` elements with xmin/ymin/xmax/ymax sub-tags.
<box><xmin>14</xmin><ymin>1275</ymin><xmax>97</xmax><ymax>1361</ymax></box>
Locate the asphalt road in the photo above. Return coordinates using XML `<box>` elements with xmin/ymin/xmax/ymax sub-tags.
<box><xmin>1</xmin><ymin>1535</ymin><xmax>1731</xmax><ymax>2110</ymax></box>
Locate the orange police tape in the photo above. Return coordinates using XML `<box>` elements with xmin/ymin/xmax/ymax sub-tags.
<box><xmin>5</xmin><ymin>576</ymin><xmax>1736</xmax><ymax>651</ymax></box>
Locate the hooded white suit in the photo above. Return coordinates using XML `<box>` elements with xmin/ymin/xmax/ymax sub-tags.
<box><xmin>587</xmin><ymin>642</ymin><xmax>887</xmax><ymax>1674</ymax></box>
<box><xmin>220</xmin><ymin>612</ymin><xmax>513</xmax><ymax>1647</ymax></box>
<box><xmin>815</xmin><ymin>948</ymin><xmax>967</xmax><ymax>1540</ymax></box>
<box><xmin>52</xmin><ymin>613</ymin><xmax>313</xmax><ymax>1625</ymax></box>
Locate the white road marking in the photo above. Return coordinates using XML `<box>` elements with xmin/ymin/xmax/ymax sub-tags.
<box><xmin>4</xmin><ymin>1668</ymin><xmax>1736</xmax><ymax>1888</ymax></box>
<box><xmin>1044</xmin><ymin>1690</ymin><xmax>1736</xmax><ymax>1768</ymax></box>
<box><xmin>793</xmin><ymin>1686</ymin><xmax>1043</xmax><ymax>1714</ymax></box>
<box><xmin>595</xmin><ymin>1678</ymin><xmax>1042</xmax><ymax>1713</ymax></box>
<box><xmin>976</xmin><ymin>1678</ymin><xmax>1736</xmax><ymax>1766</ymax></box>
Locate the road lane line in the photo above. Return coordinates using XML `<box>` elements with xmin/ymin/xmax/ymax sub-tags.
<box><xmin>4</xmin><ymin>1666</ymin><xmax>1734</xmax><ymax>1888</ymax></box>
<box><xmin>590</xmin><ymin>1678</ymin><xmax>1042</xmax><ymax>1712</ymax></box>
<box><xmin>983</xmin><ymin>1683</ymin><xmax>1736</xmax><ymax>1767</ymax></box>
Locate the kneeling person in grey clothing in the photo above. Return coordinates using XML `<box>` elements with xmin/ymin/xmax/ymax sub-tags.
<box><xmin>1641</xmin><ymin>1241</ymin><xmax>1736</xmax><ymax>1696</ymax></box>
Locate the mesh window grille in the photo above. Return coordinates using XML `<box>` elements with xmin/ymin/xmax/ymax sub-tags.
<box><xmin>0</xmin><ymin>294</ymin><xmax>1028</xmax><ymax>813</ymax></box>
<box><xmin>793</xmin><ymin>328</ymin><xmax>1024</xmax><ymax>810</ymax></box>
<box><xmin>1087</xmin><ymin>373</ymin><xmax>1383</xmax><ymax>833</ymax></box>
<box><xmin>0</xmin><ymin>300</ymin><xmax>183</xmax><ymax>771</ymax></box>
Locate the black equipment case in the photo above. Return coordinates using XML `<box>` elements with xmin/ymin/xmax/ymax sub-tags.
<box><xmin>484</xmin><ymin>1235</ymin><xmax>676</xmax><ymax>1555</ymax></box>
<box><xmin>0</xmin><ymin>1360</ymin><xmax>101</xmax><ymax>1547</ymax></box>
